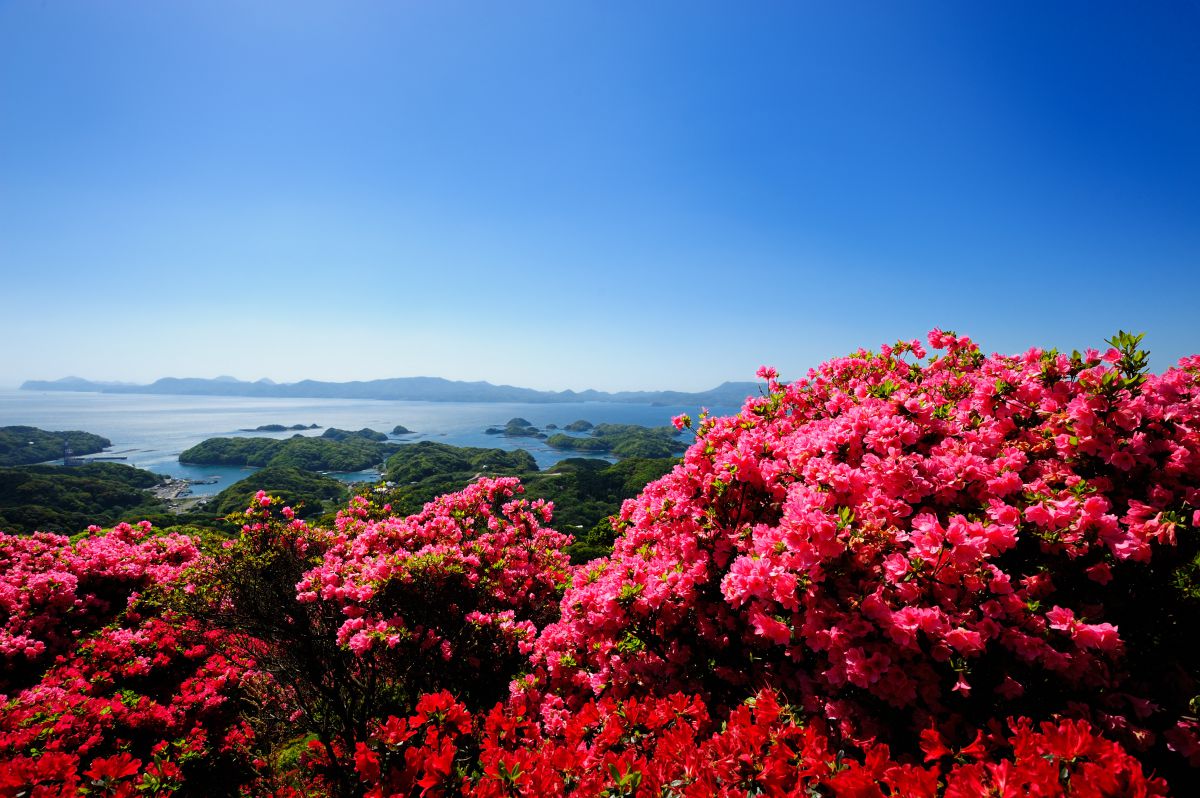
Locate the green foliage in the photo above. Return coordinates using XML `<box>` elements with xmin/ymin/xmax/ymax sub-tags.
<box><xmin>0</xmin><ymin>426</ymin><xmax>111</xmax><ymax>467</ymax></box>
<box><xmin>529</xmin><ymin>457</ymin><xmax>678</xmax><ymax>562</ymax></box>
<box><xmin>377</xmin><ymin>446</ymin><xmax>676</xmax><ymax>562</ymax></box>
<box><xmin>180</xmin><ymin>435</ymin><xmax>399</xmax><ymax>472</ymax></box>
<box><xmin>321</xmin><ymin>427</ymin><xmax>389</xmax><ymax>442</ymax></box>
<box><xmin>547</xmin><ymin>423</ymin><xmax>686</xmax><ymax>459</ymax></box>
<box><xmin>545</xmin><ymin>433</ymin><xmax>609</xmax><ymax>451</ymax></box>
<box><xmin>385</xmin><ymin>441</ymin><xmax>536</xmax><ymax>484</ymax></box>
<box><xmin>207</xmin><ymin>466</ymin><xmax>350</xmax><ymax>518</ymax></box>
<box><xmin>610</xmin><ymin>437</ymin><xmax>682</xmax><ymax>459</ymax></box>
<box><xmin>0</xmin><ymin>462</ymin><xmax>166</xmax><ymax>534</ymax></box>
<box><xmin>180</xmin><ymin>437</ymin><xmax>284</xmax><ymax>466</ymax></box>
<box><xmin>271</xmin><ymin>437</ymin><xmax>393</xmax><ymax>472</ymax></box>
<box><xmin>1106</xmin><ymin>330</ymin><xmax>1151</xmax><ymax>389</ymax></box>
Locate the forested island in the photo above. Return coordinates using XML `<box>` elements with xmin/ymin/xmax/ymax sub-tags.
<box><xmin>180</xmin><ymin>431</ymin><xmax>399</xmax><ymax>472</ymax></box>
<box><xmin>183</xmin><ymin>437</ymin><xmax>677</xmax><ymax>560</ymax></box>
<box><xmin>320</xmin><ymin>427</ymin><xmax>389</xmax><ymax>442</ymax></box>
<box><xmin>475</xmin><ymin>419</ymin><xmax>685</xmax><ymax>457</ymax></box>
<box><xmin>0</xmin><ymin>426</ymin><xmax>112</xmax><ymax>466</ymax></box>
<box><xmin>484</xmin><ymin>417</ymin><xmax>546</xmax><ymax>437</ymax></box>
<box><xmin>546</xmin><ymin>422</ymin><xmax>687</xmax><ymax>458</ymax></box>
<box><xmin>168</xmin><ymin>439</ymin><xmax>674</xmax><ymax>560</ymax></box>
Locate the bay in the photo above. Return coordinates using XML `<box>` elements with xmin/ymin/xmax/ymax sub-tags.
<box><xmin>0</xmin><ymin>390</ymin><xmax>738</xmax><ymax>496</ymax></box>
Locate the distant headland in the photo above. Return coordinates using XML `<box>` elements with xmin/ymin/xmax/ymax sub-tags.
<box><xmin>19</xmin><ymin>375</ymin><xmax>758</xmax><ymax>406</ymax></box>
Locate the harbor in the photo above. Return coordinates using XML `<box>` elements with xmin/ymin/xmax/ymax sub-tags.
<box><xmin>148</xmin><ymin>475</ymin><xmax>221</xmax><ymax>502</ymax></box>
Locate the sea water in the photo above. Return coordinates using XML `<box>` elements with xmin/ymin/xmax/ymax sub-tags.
<box><xmin>0</xmin><ymin>390</ymin><xmax>739</xmax><ymax>495</ymax></box>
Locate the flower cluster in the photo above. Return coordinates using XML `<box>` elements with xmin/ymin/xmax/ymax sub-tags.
<box><xmin>347</xmin><ymin>689</ymin><xmax>1167</xmax><ymax>797</ymax></box>
<box><xmin>0</xmin><ymin>522</ymin><xmax>264</xmax><ymax>796</ymax></box>
<box><xmin>295</xmin><ymin>478</ymin><xmax>572</xmax><ymax>707</ymax></box>
<box><xmin>351</xmin><ymin>690</ymin><xmax>475</xmax><ymax>797</ymax></box>
<box><xmin>0</xmin><ymin>611</ymin><xmax>261</xmax><ymax>797</ymax></box>
<box><xmin>0</xmin><ymin>522</ymin><xmax>200</xmax><ymax>696</ymax></box>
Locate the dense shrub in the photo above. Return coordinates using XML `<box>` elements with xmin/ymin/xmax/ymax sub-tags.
<box><xmin>0</xmin><ymin>522</ymin><xmax>200</xmax><ymax>695</ymax></box>
<box><xmin>296</xmin><ymin>478</ymin><xmax>571</xmax><ymax>710</ymax></box>
<box><xmin>0</xmin><ymin>615</ymin><xmax>260</xmax><ymax>797</ymax></box>
<box><xmin>533</xmin><ymin>330</ymin><xmax>1200</xmax><ymax>787</ymax></box>
<box><xmin>0</xmin><ymin>524</ymin><xmax>259</xmax><ymax>797</ymax></box>
<box><xmin>172</xmin><ymin>480</ymin><xmax>571</xmax><ymax>795</ymax></box>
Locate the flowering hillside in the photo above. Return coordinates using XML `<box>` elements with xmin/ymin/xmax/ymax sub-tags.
<box><xmin>2</xmin><ymin>330</ymin><xmax>1198</xmax><ymax>796</ymax></box>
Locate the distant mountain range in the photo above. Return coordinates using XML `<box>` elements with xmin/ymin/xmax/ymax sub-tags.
<box><xmin>20</xmin><ymin>375</ymin><xmax>761</xmax><ymax>407</ymax></box>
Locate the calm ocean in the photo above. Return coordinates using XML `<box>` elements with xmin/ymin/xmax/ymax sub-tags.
<box><xmin>0</xmin><ymin>390</ymin><xmax>737</xmax><ymax>495</ymax></box>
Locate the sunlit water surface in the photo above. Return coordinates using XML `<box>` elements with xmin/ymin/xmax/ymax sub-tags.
<box><xmin>0</xmin><ymin>390</ymin><xmax>736</xmax><ymax>495</ymax></box>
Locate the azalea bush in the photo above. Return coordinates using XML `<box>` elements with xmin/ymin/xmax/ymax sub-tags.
<box><xmin>533</xmin><ymin>330</ymin><xmax>1200</xmax><ymax>788</ymax></box>
<box><xmin>295</xmin><ymin>478</ymin><xmax>571</xmax><ymax>709</ymax></box>
<box><xmin>2</xmin><ymin>329</ymin><xmax>1198</xmax><ymax>795</ymax></box>
<box><xmin>0</xmin><ymin>524</ymin><xmax>260</xmax><ymax>797</ymax></box>
<box><xmin>174</xmin><ymin>479</ymin><xmax>572</xmax><ymax>796</ymax></box>
<box><xmin>0</xmin><ymin>615</ymin><xmax>261</xmax><ymax>797</ymax></box>
<box><xmin>0</xmin><ymin>522</ymin><xmax>200</xmax><ymax>696</ymax></box>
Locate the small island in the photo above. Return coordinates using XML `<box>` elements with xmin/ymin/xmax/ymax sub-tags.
<box><xmin>240</xmin><ymin>423</ymin><xmax>319</xmax><ymax>432</ymax></box>
<box><xmin>391</xmin><ymin>425</ymin><xmax>415</xmax><ymax>435</ymax></box>
<box><xmin>483</xmin><ymin>418</ymin><xmax>547</xmax><ymax>439</ymax></box>
<box><xmin>321</xmin><ymin>427</ymin><xmax>389</xmax><ymax>442</ymax></box>
<box><xmin>563</xmin><ymin>419</ymin><xmax>594</xmax><ymax>432</ymax></box>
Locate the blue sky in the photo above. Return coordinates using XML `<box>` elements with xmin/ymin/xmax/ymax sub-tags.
<box><xmin>1</xmin><ymin>1</ymin><xmax>1197</xmax><ymax>391</ymax></box>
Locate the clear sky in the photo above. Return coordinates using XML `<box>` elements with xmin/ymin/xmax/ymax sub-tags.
<box><xmin>1</xmin><ymin>1</ymin><xmax>1197</xmax><ymax>392</ymax></box>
